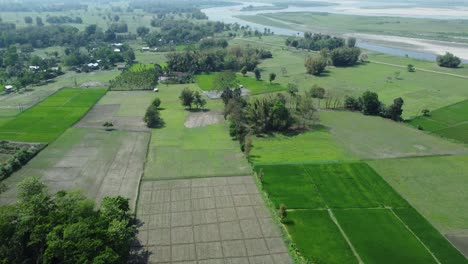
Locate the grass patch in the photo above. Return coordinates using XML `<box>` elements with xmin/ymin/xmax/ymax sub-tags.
<box><xmin>250</xmin><ymin>127</ymin><xmax>354</xmax><ymax>163</ymax></box>
<box><xmin>255</xmin><ymin>162</ymin><xmax>407</xmax><ymax>209</ymax></box>
<box><xmin>394</xmin><ymin>207</ymin><xmax>468</xmax><ymax>264</ymax></box>
<box><xmin>368</xmin><ymin>155</ymin><xmax>468</xmax><ymax>233</ymax></box>
<box><xmin>195</xmin><ymin>73</ymin><xmax>287</xmax><ymax>95</ymax></box>
<box><xmin>285</xmin><ymin>210</ymin><xmax>358</xmax><ymax>264</ymax></box>
<box><xmin>143</xmin><ymin>84</ymin><xmax>250</xmax><ymax>180</ymax></box>
<box><xmin>320</xmin><ymin>111</ymin><xmax>467</xmax><ymax>159</ymax></box>
<box><xmin>229</xmin><ymin>36</ymin><xmax>468</xmax><ymax>119</ymax></box>
<box><xmin>334</xmin><ymin>209</ymin><xmax>438</xmax><ymax>264</ymax></box>
<box><xmin>97</xmin><ymin>91</ymin><xmax>158</xmax><ymax>117</ymax></box>
<box><xmin>409</xmin><ymin>99</ymin><xmax>468</xmax><ymax>143</ymax></box>
<box><xmin>0</xmin><ymin>88</ymin><xmax>106</xmax><ymax>142</ymax></box>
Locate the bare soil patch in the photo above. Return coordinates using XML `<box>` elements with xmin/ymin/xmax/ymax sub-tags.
<box><xmin>184</xmin><ymin>111</ymin><xmax>224</xmax><ymax>128</ymax></box>
<box><xmin>76</xmin><ymin>104</ymin><xmax>149</xmax><ymax>132</ymax></box>
<box><xmin>0</xmin><ymin>128</ymin><xmax>150</xmax><ymax>210</ymax></box>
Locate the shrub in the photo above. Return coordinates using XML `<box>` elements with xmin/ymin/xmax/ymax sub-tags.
<box><xmin>152</xmin><ymin>97</ymin><xmax>161</xmax><ymax>108</ymax></box>
<box><xmin>279</xmin><ymin>204</ymin><xmax>287</xmax><ymax>222</ymax></box>
<box><xmin>330</xmin><ymin>47</ymin><xmax>361</xmax><ymax>67</ymax></box>
<box><xmin>305</xmin><ymin>56</ymin><xmax>327</xmax><ymax>75</ymax></box>
<box><xmin>144</xmin><ymin>105</ymin><xmax>164</xmax><ymax>128</ymax></box>
<box><xmin>436</xmin><ymin>52</ymin><xmax>461</xmax><ymax>68</ymax></box>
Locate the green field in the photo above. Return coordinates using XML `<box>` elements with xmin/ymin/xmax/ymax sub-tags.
<box><xmin>0</xmin><ymin>88</ymin><xmax>107</xmax><ymax>142</ymax></box>
<box><xmin>196</xmin><ymin>73</ymin><xmax>287</xmax><ymax>95</ymax></box>
<box><xmin>237</xmin><ymin>12</ymin><xmax>468</xmax><ymax>44</ymax></box>
<box><xmin>334</xmin><ymin>209</ymin><xmax>437</xmax><ymax>264</ymax></box>
<box><xmin>409</xmin><ymin>100</ymin><xmax>468</xmax><ymax>143</ymax></box>
<box><xmin>286</xmin><ymin>210</ymin><xmax>357</xmax><ymax>264</ymax></box>
<box><xmin>250</xmin><ymin>111</ymin><xmax>467</xmax><ymax>163</ymax></box>
<box><xmin>254</xmin><ymin>162</ymin><xmax>466</xmax><ymax>263</ymax></box>
<box><xmin>257</xmin><ymin>163</ymin><xmax>407</xmax><ymax>209</ymax></box>
<box><xmin>368</xmin><ymin>155</ymin><xmax>468</xmax><ymax>233</ymax></box>
<box><xmin>230</xmin><ymin>37</ymin><xmax>468</xmax><ymax>119</ymax></box>
<box><xmin>144</xmin><ymin>84</ymin><xmax>251</xmax><ymax>180</ymax></box>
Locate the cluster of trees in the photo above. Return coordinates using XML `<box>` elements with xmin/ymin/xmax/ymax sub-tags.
<box><xmin>199</xmin><ymin>38</ymin><xmax>229</xmax><ymax>49</ymax></box>
<box><xmin>145</xmin><ymin>20</ymin><xmax>226</xmax><ymax>47</ymax></box>
<box><xmin>305</xmin><ymin>43</ymin><xmax>361</xmax><ymax>75</ymax></box>
<box><xmin>0</xmin><ymin>46</ymin><xmax>63</xmax><ymax>89</ymax></box>
<box><xmin>344</xmin><ymin>91</ymin><xmax>405</xmax><ymax>121</ymax></box>
<box><xmin>129</xmin><ymin>2</ymin><xmax>208</xmax><ymax>20</ymax></box>
<box><xmin>286</xmin><ymin>33</ymin><xmax>346</xmax><ymax>51</ymax></box>
<box><xmin>109</xmin><ymin>23</ymin><xmax>129</xmax><ymax>33</ymax></box>
<box><xmin>0</xmin><ymin>177</ymin><xmax>136</xmax><ymax>263</ymax></box>
<box><xmin>0</xmin><ymin>143</ymin><xmax>42</xmax><ymax>181</ymax></box>
<box><xmin>63</xmin><ymin>44</ymin><xmax>135</xmax><ymax>69</ymax></box>
<box><xmin>436</xmin><ymin>52</ymin><xmax>461</xmax><ymax>68</ymax></box>
<box><xmin>45</xmin><ymin>16</ymin><xmax>83</xmax><ymax>24</ymax></box>
<box><xmin>166</xmin><ymin>46</ymin><xmax>271</xmax><ymax>74</ymax></box>
<box><xmin>0</xmin><ymin>2</ymin><xmax>87</xmax><ymax>12</ymax></box>
<box><xmin>222</xmin><ymin>87</ymin><xmax>318</xmax><ymax>151</ymax></box>
<box><xmin>109</xmin><ymin>67</ymin><xmax>159</xmax><ymax>90</ymax></box>
<box><xmin>145</xmin><ymin>98</ymin><xmax>164</xmax><ymax>128</ymax></box>
<box><xmin>179</xmin><ymin>88</ymin><xmax>207</xmax><ymax>109</ymax></box>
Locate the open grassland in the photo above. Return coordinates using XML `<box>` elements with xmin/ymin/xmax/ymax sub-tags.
<box><xmin>409</xmin><ymin>100</ymin><xmax>468</xmax><ymax>143</ymax></box>
<box><xmin>230</xmin><ymin>37</ymin><xmax>468</xmax><ymax>119</ymax></box>
<box><xmin>250</xmin><ymin>127</ymin><xmax>353</xmax><ymax>164</ymax></box>
<box><xmin>196</xmin><ymin>73</ymin><xmax>287</xmax><ymax>95</ymax></box>
<box><xmin>237</xmin><ymin>12</ymin><xmax>468</xmax><ymax>44</ymax></box>
<box><xmin>144</xmin><ymin>84</ymin><xmax>251</xmax><ymax>180</ymax></box>
<box><xmin>250</xmin><ymin>111</ymin><xmax>467</xmax><ymax>163</ymax></box>
<box><xmin>286</xmin><ymin>210</ymin><xmax>358</xmax><ymax>264</ymax></box>
<box><xmin>0</xmin><ymin>127</ymin><xmax>149</xmax><ymax>210</ymax></box>
<box><xmin>0</xmin><ymin>88</ymin><xmax>106</xmax><ymax>142</ymax></box>
<box><xmin>368</xmin><ymin>155</ymin><xmax>468</xmax><ymax>234</ymax></box>
<box><xmin>320</xmin><ymin>111</ymin><xmax>468</xmax><ymax>159</ymax></box>
<box><xmin>254</xmin><ymin>162</ymin><xmax>466</xmax><ymax>263</ymax></box>
<box><xmin>334</xmin><ymin>209</ymin><xmax>437</xmax><ymax>264</ymax></box>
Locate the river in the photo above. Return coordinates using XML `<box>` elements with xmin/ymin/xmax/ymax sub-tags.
<box><xmin>202</xmin><ymin>1</ymin><xmax>468</xmax><ymax>62</ymax></box>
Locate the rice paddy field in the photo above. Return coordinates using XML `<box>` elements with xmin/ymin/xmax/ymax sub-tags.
<box><xmin>255</xmin><ymin>162</ymin><xmax>468</xmax><ymax>264</ymax></box>
<box><xmin>0</xmin><ymin>88</ymin><xmax>107</xmax><ymax>142</ymax></box>
<box><xmin>409</xmin><ymin>99</ymin><xmax>468</xmax><ymax>143</ymax></box>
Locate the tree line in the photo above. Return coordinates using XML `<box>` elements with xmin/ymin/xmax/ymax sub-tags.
<box><xmin>344</xmin><ymin>91</ymin><xmax>405</xmax><ymax>121</ymax></box>
<box><xmin>166</xmin><ymin>45</ymin><xmax>272</xmax><ymax>74</ymax></box>
<box><xmin>0</xmin><ymin>177</ymin><xmax>136</xmax><ymax>263</ymax></box>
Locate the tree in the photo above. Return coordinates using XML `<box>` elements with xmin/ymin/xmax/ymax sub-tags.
<box><xmin>269</xmin><ymin>73</ymin><xmax>276</xmax><ymax>84</ymax></box>
<box><xmin>278</xmin><ymin>204</ymin><xmax>287</xmax><ymax>222</ymax></box>
<box><xmin>213</xmin><ymin>71</ymin><xmax>238</xmax><ymax>92</ymax></box>
<box><xmin>347</xmin><ymin>37</ymin><xmax>357</xmax><ymax>48</ymax></box>
<box><xmin>152</xmin><ymin>97</ymin><xmax>161</xmax><ymax>108</ymax></box>
<box><xmin>436</xmin><ymin>52</ymin><xmax>461</xmax><ymax>68</ymax></box>
<box><xmin>422</xmin><ymin>109</ymin><xmax>430</xmax><ymax>116</ymax></box>
<box><xmin>360</xmin><ymin>91</ymin><xmax>381</xmax><ymax>115</ymax></box>
<box><xmin>407</xmin><ymin>64</ymin><xmax>416</xmax><ymax>72</ymax></box>
<box><xmin>254</xmin><ymin>68</ymin><xmax>261</xmax><ymax>81</ymax></box>
<box><xmin>287</xmin><ymin>83</ymin><xmax>299</xmax><ymax>97</ymax></box>
<box><xmin>330</xmin><ymin>47</ymin><xmax>361</xmax><ymax>67</ymax></box>
<box><xmin>144</xmin><ymin>105</ymin><xmax>164</xmax><ymax>128</ymax></box>
<box><xmin>384</xmin><ymin>97</ymin><xmax>404</xmax><ymax>121</ymax></box>
<box><xmin>35</xmin><ymin>17</ymin><xmax>44</xmax><ymax>27</ymax></box>
<box><xmin>305</xmin><ymin>56</ymin><xmax>327</xmax><ymax>76</ymax></box>
<box><xmin>240</xmin><ymin>66</ymin><xmax>248</xmax><ymax>77</ymax></box>
<box><xmin>193</xmin><ymin>91</ymin><xmax>207</xmax><ymax>109</ymax></box>
<box><xmin>136</xmin><ymin>26</ymin><xmax>150</xmax><ymax>37</ymax></box>
<box><xmin>24</xmin><ymin>16</ymin><xmax>33</xmax><ymax>24</ymax></box>
<box><xmin>344</xmin><ymin>96</ymin><xmax>362</xmax><ymax>111</ymax></box>
<box><xmin>179</xmin><ymin>88</ymin><xmax>194</xmax><ymax>109</ymax></box>
<box><xmin>103</xmin><ymin>121</ymin><xmax>114</xmax><ymax>131</ymax></box>
<box><xmin>308</xmin><ymin>85</ymin><xmax>326</xmax><ymax>99</ymax></box>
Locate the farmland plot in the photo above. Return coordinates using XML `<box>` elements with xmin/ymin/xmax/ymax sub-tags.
<box><xmin>0</xmin><ymin>128</ymin><xmax>149</xmax><ymax>210</ymax></box>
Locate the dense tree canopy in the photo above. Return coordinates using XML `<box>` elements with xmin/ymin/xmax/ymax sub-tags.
<box><xmin>436</xmin><ymin>52</ymin><xmax>461</xmax><ymax>68</ymax></box>
<box><xmin>0</xmin><ymin>177</ymin><xmax>136</xmax><ymax>263</ymax></box>
<box><xmin>286</xmin><ymin>33</ymin><xmax>345</xmax><ymax>51</ymax></box>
